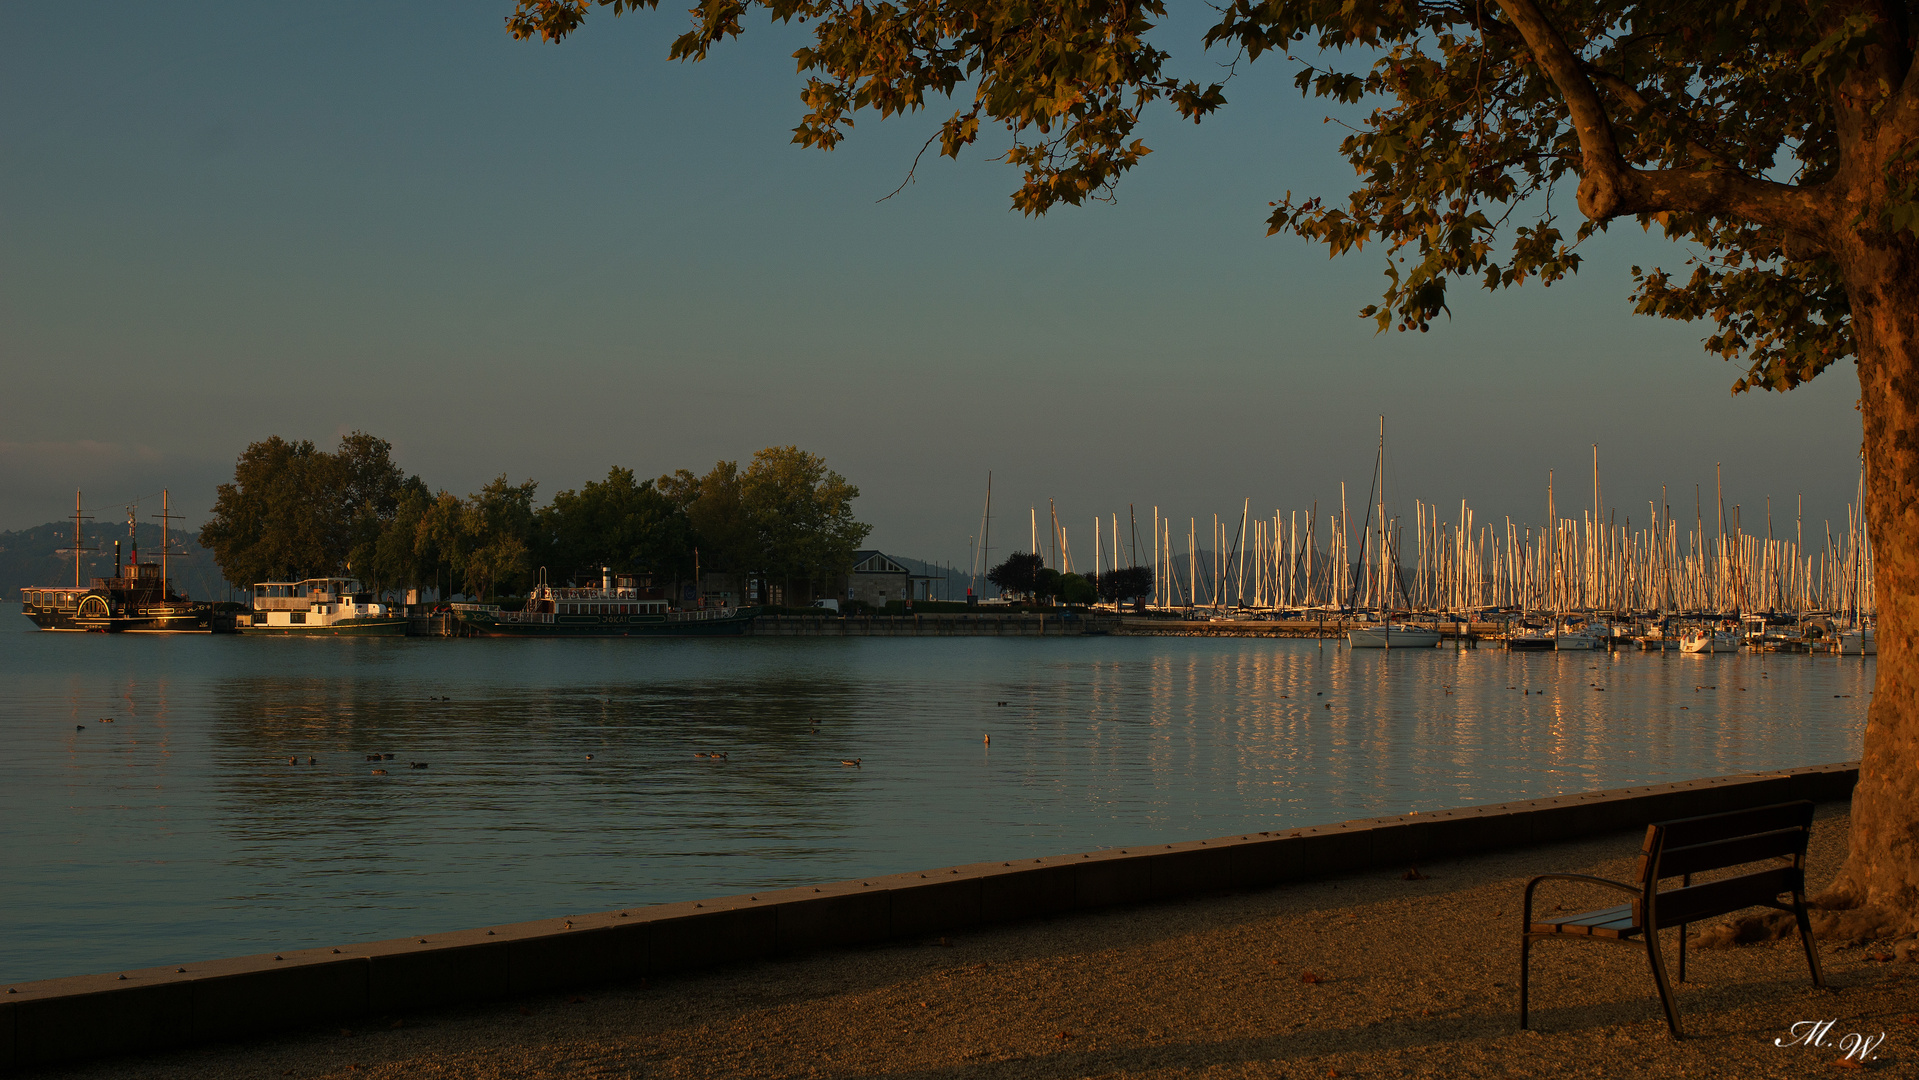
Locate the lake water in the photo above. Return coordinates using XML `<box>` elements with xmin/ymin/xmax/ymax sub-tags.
<box><xmin>0</xmin><ymin>630</ymin><xmax>1872</xmax><ymax>984</ymax></box>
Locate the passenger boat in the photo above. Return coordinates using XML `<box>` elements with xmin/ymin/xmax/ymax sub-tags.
<box><xmin>236</xmin><ymin>578</ymin><xmax>407</xmax><ymax>635</ymax></box>
<box><xmin>1347</xmin><ymin>622</ymin><xmax>1443</xmax><ymax>648</ymax></box>
<box><xmin>451</xmin><ymin>568</ymin><xmax>758</xmax><ymax>637</ymax></box>
<box><xmin>18</xmin><ymin>491</ymin><xmax>214</xmax><ymax>632</ymax></box>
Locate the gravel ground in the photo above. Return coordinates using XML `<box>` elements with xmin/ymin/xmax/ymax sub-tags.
<box><xmin>41</xmin><ymin>804</ymin><xmax>1918</xmax><ymax>1079</ymax></box>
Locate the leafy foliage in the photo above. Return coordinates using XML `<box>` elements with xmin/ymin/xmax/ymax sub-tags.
<box><xmin>1092</xmin><ymin>564</ymin><xmax>1153</xmax><ymax>601</ymax></box>
<box><xmin>987</xmin><ymin>550</ymin><xmax>1044</xmax><ymax>597</ymax></box>
<box><xmin>661</xmin><ymin>448</ymin><xmax>871</xmax><ymax>600</ymax></box>
<box><xmin>540</xmin><ymin>467</ymin><xmax>694</xmax><ymax>582</ymax></box>
<box><xmin>507</xmin><ymin>0</ymin><xmax>1919</xmax><ymax>392</ymax></box>
<box><xmin>200</xmin><ymin>433</ymin><xmax>421</xmax><ymax>588</ymax></box>
<box><xmin>203</xmin><ymin>437</ymin><xmax>868</xmax><ymax>603</ymax></box>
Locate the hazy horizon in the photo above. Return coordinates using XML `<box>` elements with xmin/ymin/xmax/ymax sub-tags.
<box><xmin>2</xmin><ymin>3</ymin><xmax>1868</xmax><ymax>565</ymax></box>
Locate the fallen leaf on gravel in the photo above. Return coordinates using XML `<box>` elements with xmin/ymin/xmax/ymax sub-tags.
<box><xmin>388</xmin><ymin>1019</ymin><xmax>402</xmax><ymax>1029</ymax></box>
<box><xmin>1900</xmin><ymin>1015</ymin><xmax>1919</xmax><ymax>1025</ymax></box>
<box><xmin>1402</xmin><ymin>868</ymin><xmax>1428</xmax><ymax>880</ymax></box>
<box><xmin>516</xmin><ymin>1007</ymin><xmax>536</xmax><ymax>1016</ymax></box>
<box><xmin>1868</xmin><ymin>953</ymin><xmax>1893</xmax><ymax>963</ymax></box>
<box><xmin>567</xmin><ymin>996</ymin><xmax>586</xmax><ymax>1004</ymax></box>
<box><xmin>1301</xmin><ymin>971</ymin><xmax>1323</xmax><ymax>984</ymax></box>
<box><xmin>1832</xmin><ymin>1058</ymin><xmax>1864</xmax><ymax>1070</ymax></box>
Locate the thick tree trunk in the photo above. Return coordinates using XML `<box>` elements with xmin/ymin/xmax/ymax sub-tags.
<box><xmin>1816</xmin><ymin>228</ymin><xmax>1919</xmax><ymax>942</ymax></box>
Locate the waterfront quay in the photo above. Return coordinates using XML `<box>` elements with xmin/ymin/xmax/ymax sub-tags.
<box><xmin>746</xmin><ymin>612</ymin><xmax>1466</xmax><ymax>639</ymax></box>
<box><xmin>0</xmin><ymin>764</ymin><xmax>1869</xmax><ymax>1076</ymax></box>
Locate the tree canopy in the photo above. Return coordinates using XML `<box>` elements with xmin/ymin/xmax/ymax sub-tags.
<box><xmin>987</xmin><ymin>550</ymin><xmax>1044</xmax><ymax>598</ymax></box>
<box><xmin>202</xmin><ymin>437</ymin><xmax>869</xmax><ymax>604</ymax></box>
<box><xmin>200</xmin><ymin>433</ymin><xmax>420</xmax><ymax>588</ymax></box>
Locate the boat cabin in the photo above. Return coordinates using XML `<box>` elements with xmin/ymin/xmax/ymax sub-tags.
<box><xmin>521</xmin><ymin>568</ymin><xmax>669</xmax><ymax>617</ymax></box>
<box><xmin>250</xmin><ymin>578</ymin><xmax>385</xmax><ymax>627</ymax></box>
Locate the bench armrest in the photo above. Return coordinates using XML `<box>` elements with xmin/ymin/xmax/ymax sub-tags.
<box><xmin>1524</xmin><ymin>873</ymin><xmax>1639</xmax><ymax>924</ymax></box>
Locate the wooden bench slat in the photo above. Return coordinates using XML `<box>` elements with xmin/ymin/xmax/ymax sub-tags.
<box><xmin>1653</xmin><ymin>801</ymin><xmax>1814</xmax><ymax>848</ymax></box>
<box><xmin>1531</xmin><ymin>904</ymin><xmax>1641</xmax><ymax>938</ymax></box>
<box><xmin>1651</xmin><ymin>827</ymin><xmax>1807</xmax><ymax>878</ymax></box>
<box><xmin>1647</xmin><ymin>865</ymin><xmax>1800</xmax><ymax>925</ymax></box>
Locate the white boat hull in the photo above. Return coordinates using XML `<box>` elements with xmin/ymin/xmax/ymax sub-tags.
<box><xmin>1679</xmin><ymin>633</ymin><xmax>1739</xmax><ymax>654</ymax></box>
<box><xmin>1348</xmin><ymin>626</ymin><xmax>1443</xmax><ymax>649</ymax></box>
<box><xmin>1840</xmin><ymin>631</ymin><xmax>1876</xmax><ymax>656</ymax></box>
<box><xmin>1554</xmin><ymin>633</ymin><xmax>1602</xmax><ymax>650</ymax></box>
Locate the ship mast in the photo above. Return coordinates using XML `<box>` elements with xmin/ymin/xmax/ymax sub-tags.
<box><xmin>153</xmin><ymin>489</ymin><xmax>184</xmax><ymax>595</ymax></box>
<box><xmin>61</xmin><ymin>490</ymin><xmax>96</xmax><ymax>587</ymax></box>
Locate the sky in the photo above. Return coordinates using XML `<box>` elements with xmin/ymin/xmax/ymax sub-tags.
<box><xmin>0</xmin><ymin>2</ymin><xmax>1869</xmax><ymax>572</ymax></box>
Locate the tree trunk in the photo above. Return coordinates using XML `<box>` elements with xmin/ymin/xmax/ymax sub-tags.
<box><xmin>1816</xmin><ymin>228</ymin><xmax>1919</xmax><ymax>941</ymax></box>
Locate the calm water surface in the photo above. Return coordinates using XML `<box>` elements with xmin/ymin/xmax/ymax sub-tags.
<box><xmin>0</xmin><ymin>631</ymin><xmax>1872</xmax><ymax>983</ymax></box>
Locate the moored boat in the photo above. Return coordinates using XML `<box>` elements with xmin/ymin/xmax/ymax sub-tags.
<box><xmin>236</xmin><ymin>578</ymin><xmax>407</xmax><ymax>635</ymax></box>
<box><xmin>1678</xmin><ymin>627</ymin><xmax>1740</xmax><ymax>653</ymax></box>
<box><xmin>452</xmin><ymin>568</ymin><xmax>758</xmax><ymax>637</ymax></box>
<box><xmin>1348</xmin><ymin>623</ymin><xmax>1443</xmax><ymax>648</ymax></box>
<box><xmin>1554</xmin><ymin>622</ymin><xmax>1603</xmax><ymax>650</ymax></box>
<box><xmin>19</xmin><ymin>490</ymin><xmax>214</xmax><ymax>632</ymax></box>
<box><xmin>1839</xmin><ymin>627</ymin><xmax>1876</xmax><ymax>655</ymax></box>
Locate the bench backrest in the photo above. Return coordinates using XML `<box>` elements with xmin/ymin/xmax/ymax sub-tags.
<box><xmin>1632</xmin><ymin>800</ymin><xmax>1815</xmax><ymax>927</ymax></box>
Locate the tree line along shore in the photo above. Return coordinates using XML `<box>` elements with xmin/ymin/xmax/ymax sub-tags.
<box><xmin>197</xmin><ymin>433</ymin><xmax>872</xmax><ymax>607</ymax></box>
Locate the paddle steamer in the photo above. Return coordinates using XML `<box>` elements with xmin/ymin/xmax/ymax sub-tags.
<box><xmin>18</xmin><ymin>491</ymin><xmax>215</xmax><ymax>632</ymax></box>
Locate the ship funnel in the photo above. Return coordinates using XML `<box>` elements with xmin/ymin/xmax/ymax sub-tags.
<box><xmin>602</xmin><ymin>566</ymin><xmax>611</xmax><ymax>592</ymax></box>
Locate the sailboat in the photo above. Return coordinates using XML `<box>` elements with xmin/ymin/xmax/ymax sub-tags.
<box><xmin>1346</xmin><ymin>418</ymin><xmax>1442</xmax><ymax>649</ymax></box>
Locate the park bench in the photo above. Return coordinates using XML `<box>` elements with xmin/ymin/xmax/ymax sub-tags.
<box><xmin>1519</xmin><ymin>800</ymin><xmax>1825</xmax><ymax>1037</ymax></box>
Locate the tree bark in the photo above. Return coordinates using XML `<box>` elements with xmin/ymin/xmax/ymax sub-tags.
<box><xmin>1816</xmin><ymin>227</ymin><xmax>1919</xmax><ymax>941</ymax></box>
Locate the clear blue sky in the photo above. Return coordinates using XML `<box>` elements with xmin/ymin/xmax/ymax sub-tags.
<box><xmin>1</xmin><ymin>2</ymin><xmax>1866</xmax><ymax>567</ymax></box>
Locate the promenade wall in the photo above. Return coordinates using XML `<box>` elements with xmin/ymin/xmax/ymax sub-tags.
<box><xmin>0</xmin><ymin>762</ymin><xmax>1858</xmax><ymax>1073</ymax></box>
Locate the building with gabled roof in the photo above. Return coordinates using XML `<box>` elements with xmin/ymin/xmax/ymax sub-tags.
<box><xmin>842</xmin><ymin>549</ymin><xmax>911</xmax><ymax>607</ymax></box>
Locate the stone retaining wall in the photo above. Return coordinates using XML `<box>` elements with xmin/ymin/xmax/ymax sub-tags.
<box><xmin>0</xmin><ymin>762</ymin><xmax>1858</xmax><ymax>1073</ymax></box>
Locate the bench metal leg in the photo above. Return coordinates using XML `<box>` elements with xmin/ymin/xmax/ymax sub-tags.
<box><xmin>1678</xmin><ymin>921</ymin><xmax>1686</xmax><ymax>982</ymax></box>
<box><xmin>1645</xmin><ymin>928</ymin><xmax>1684</xmax><ymax>1037</ymax></box>
<box><xmin>1792</xmin><ymin>895</ymin><xmax>1826</xmax><ymax>988</ymax></box>
<box><xmin>1519</xmin><ymin>935</ymin><xmax>1533</xmax><ymax>1029</ymax></box>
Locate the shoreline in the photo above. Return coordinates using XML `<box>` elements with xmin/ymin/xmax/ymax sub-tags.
<box><xmin>0</xmin><ymin>762</ymin><xmax>1859</xmax><ymax>1074</ymax></box>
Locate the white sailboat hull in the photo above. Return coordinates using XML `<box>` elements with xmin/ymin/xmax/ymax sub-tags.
<box><xmin>1348</xmin><ymin>626</ymin><xmax>1443</xmax><ymax>649</ymax></box>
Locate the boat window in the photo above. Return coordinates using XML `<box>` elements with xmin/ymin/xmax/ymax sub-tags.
<box><xmin>290</xmin><ymin>612</ymin><xmax>306</xmax><ymax>624</ymax></box>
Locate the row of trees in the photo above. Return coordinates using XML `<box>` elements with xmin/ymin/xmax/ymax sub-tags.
<box><xmin>986</xmin><ymin>551</ymin><xmax>1153</xmax><ymax>607</ymax></box>
<box><xmin>200</xmin><ymin>434</ymin><xmax>870</xmax><ymax>603</ymax></box>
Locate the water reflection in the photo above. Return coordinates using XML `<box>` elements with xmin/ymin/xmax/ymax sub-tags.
<box><xmin>0</xmin><ymin>633</ymin><xmax>1870</xmax><ymax>983</ymax></box>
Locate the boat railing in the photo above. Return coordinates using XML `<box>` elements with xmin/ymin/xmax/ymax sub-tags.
<box><xmin>450</xmin><ymin>602</ymin><xmax>500</xmax><ymax>614</ymax></box>
<box><xmin>492</xmin><ymin>609</ymin><xmax>555</xmax><ymax>624</ymax></box>
<box><xmin>667</xmin><ymin>606</ymin><xmax>741</xmax><ymax>622</ymax></box>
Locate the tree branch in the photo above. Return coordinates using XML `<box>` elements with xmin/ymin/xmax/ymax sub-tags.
<box><xmin>1490</xmin><ymin>0</ymin><xmax>1628</xmax><ymax>218</ymax></box>
<box><xmin>1494</xmin><ymin>0</ymin><xmax>1833</xmax><ymax>236</ymax></box>
<box><xmin>1578</xmin><ymin>62</ymin><xmax>1725</xmax><ymax>167</ymax></box>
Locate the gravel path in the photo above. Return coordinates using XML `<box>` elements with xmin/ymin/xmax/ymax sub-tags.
<box><xmin>43</xmin><ymin>804</ymin><xmax>1917</xmax><ymax>1079</ymax></box>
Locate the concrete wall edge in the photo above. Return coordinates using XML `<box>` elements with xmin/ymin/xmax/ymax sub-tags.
<box><xmin>0</xmin><ymin>760</ymin><xmax>1860</xmax><ymax>1073</ymax></box>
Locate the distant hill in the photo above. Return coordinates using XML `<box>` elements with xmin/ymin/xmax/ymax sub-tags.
<box><xmin>0</xmin><ymin>521</ymin><xmax>240</xmax><ymax>604</ymax></box>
